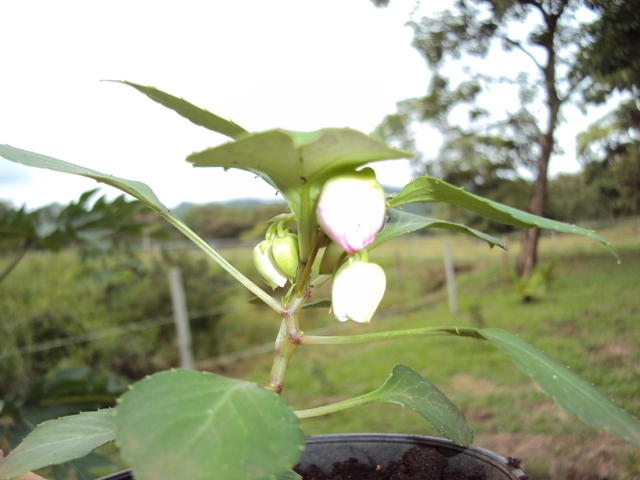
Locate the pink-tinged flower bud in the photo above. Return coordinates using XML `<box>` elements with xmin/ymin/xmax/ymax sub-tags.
<box><xmin>331</xmin><ymin>259</ymin><xmax>386</xmax><ymax>323</ymax></box>
<box><xmin>253</xmin><ymin>240</ymin><xmax>287</xmax><ymax>289</ymax></box>
<box><xmin>271</xmin><ymin>233</ymin><xmax>299</xmax><ymax>279</ymax></box>
<box><xmin>316</xmin><ymin>168</ymin><xmax>386</xmax><ymax>253</ymax></box>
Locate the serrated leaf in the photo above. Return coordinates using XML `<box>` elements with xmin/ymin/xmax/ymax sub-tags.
<box><xmin>368</xmin><ymin>364</ymin><xmax>473</xmax><ymax>446</ymax></box>
<box><xmin>187</xmin><ymin>128</ymin><xmax>411</xmax><ymax>257</ymax></box>
<box><xmin>188</xmin><ymin>128</ymin><xmax>409</xmax><ymax>201</ymax></box>
<box><xmin>0</xmin><ymin>410</ymin><xmax>115</xmax><ymax>480</ymax></box>
<box><xmin>480</xmin><ymin>328</ymin><xmax>640</xmax><ymax>448</ymax></box>
<box><xmin>114</xmin><ymin>370</ymin><xmax>304</xmax><ymax>480</ymax></box>
<box><xmin>388</xmin><ymin>176</ymin><xmax>618</xmax><ymax>261</ymax></box>
<box><xmin>296</xmin><ymin>364</ymin><xmax>473</xmax><ymax>446</ymax></box>
<box><xmin>369</xmin><ymin>208</ymin><xmax>506</xmax><ymax>250</ymax></box>
<box><xmin>113</xmin><ymin>81</ymin><xmax>249</xmax><ymax>140</ymax></box>
<box><xmin>0</xmin><ymin>145</ymin><xmax>280</xmax><ymax>310</ymax></box>
<box><xmin>0</xmin><ymin>145</ymin><xmax>169</xmax><ymax>213</ymax></box>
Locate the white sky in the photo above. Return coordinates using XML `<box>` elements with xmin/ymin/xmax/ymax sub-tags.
<box><xmin>0</xmin><ymin>1</ymin><xmax>615</xmax><ymax>210</ymax></box>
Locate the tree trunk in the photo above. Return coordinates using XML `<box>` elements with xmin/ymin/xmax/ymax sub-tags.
<box><xmin>515</xmin><ymin>2</ymin><xmax>566</xmax><ymax>278</ymax></box>
<box><xmin>516</xmin><ymin>131</ymin><xmax>553</xmax><ymax>278</ymax></box>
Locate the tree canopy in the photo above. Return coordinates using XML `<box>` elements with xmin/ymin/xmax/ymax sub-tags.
<box><xmin>373</xmin><ymin>0</ymin><xmax>639</xmax><ymax>276</ymax></box>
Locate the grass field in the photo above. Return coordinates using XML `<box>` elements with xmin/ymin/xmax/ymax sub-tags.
<box><xmin>2</xmin><ymin>219</ymin><xmax>639</xmax><ymax>479</ymax></box>
<box><xmin>212</xmin><ymin>226</ymin><xmax>640</xmax><ymax>480</ymax></box>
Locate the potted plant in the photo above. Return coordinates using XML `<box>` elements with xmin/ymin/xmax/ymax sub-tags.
<box><xmin>0</xmin><ymin>82</ymin><xmax>638</xmax><ymax>480</ymax></box>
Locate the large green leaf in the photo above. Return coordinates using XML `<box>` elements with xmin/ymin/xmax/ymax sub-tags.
<box><xmin>0</xmin><ymin>409</ymin><xmax>115</xmax><ymax>480</ymax></box>
<box><xmin>0</xmin><ymin>145</ymin><xmax>281</xmax><ymax>311</ymax></box>
<box><xmin>295</xmin><ymin>364</ymin><xmax>473</xmax><ymax>446</ymax></box>
<box><xmin>187</xmin><ymin>128</ymin><xmax>412</xmax><ymax>258</ymax></box>
<box><xmin>369</xmin><ymin>208</ymin><xmax>506</xmax><ymax>250</ymax></box>
<box><xmin>114</xmin><ymin>81</ymin><xmax>249</xmax><ymax>140</ymax></box>
<box><xmin>388</xmin><ymin>176</ymin><xmax>618</xmax><ymax>260</ymax></box>
<box><xmin>114</xmin><ymin>370</ymin><xmax>304</xmax><ymax>480</ymax></box>
<box><xmin>480</xmin><ymin>328</ymin><xmax>640</xmax><ymax>448</ymax></box>
<box><xmin>0</xmin><ymin>145</ymin><xmax>166</xmax><ymax>211</ymax></box>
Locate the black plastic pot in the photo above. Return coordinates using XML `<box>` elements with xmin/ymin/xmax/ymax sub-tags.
<box><xmin>97</xmin><ymin>433</ymin><xmax>526</xmax><ymax>479</ymax></box>
<box><xmin>299</xmin><ymin>434</ymin><xmax>527</xmax><ymax>479</ymax></box>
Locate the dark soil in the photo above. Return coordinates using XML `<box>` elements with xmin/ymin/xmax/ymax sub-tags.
<box><xmin>294</xmin><ymin>446</ymin><xmax>489</xmax><ymax>480</ymax></box>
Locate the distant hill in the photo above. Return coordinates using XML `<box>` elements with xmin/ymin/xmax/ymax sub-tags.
<box><xmin>172</xmin><ymin>197</ymin><xmax>286</xmax><ymax>219</ymax></box>
<box><xmin>171</xmin><ymin>184</ymin><xmax>432</xmax><ymax>219</ymax></box>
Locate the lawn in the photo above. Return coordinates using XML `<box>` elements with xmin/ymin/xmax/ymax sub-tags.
<box><xmin>217</xmin><ymin>239</ymin><xmax>640</xmax><ymax>479</ymax></box>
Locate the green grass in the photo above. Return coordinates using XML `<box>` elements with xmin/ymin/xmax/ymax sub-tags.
<box><xmin>227</xmin><ymin>245</ymin><xmax>640</xmax><ymax>479</ymax></box>
<box><xmin>2</xmin><ymin>222</ymin><xmax>639</xmax><ymax>478</ymax></box>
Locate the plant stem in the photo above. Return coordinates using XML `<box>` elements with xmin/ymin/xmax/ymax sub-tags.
<box><xmin>266</xmin><ymin>295</ymin><xmax>306</xmax><ymax>394</ymax></box>
<box><xmin>297</xmin><ymin>229</ymin><xmax>324</xmax><ymax>295</ymax></box>
<box><xmin>294</xmin><ymin>392</ymin><xmax>378</xmax><ymax>419</ymax></box>
<box><xmin>298</xmin><ymin>181</ymin><xmax>313</xmax><ymax>262</ymax></box>
<box><xmin>300</xmin><ymin>326</ymin><xmax>484</xmax><ymax>345</ymax></box>
<box><xmin>309</xmin><ymin>274</ymin><xmax>331</xmax><ymax>290</ymax></box>
<box><xmin>159</xmin><ymin>211</ymin><xmax>284</xmax><ymax>314</ymax></box>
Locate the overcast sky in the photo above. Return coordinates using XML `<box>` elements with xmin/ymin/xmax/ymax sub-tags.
<box><xmin>0</xmin><ymin>1</ymin><xmax>614</xmax><ymax>210</ymax></box>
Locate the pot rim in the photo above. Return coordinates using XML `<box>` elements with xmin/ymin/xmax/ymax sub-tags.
<box><xmin>303</xmin><ymin>433</ymin><xmax>526</xmax><ymax>478</ymax></box>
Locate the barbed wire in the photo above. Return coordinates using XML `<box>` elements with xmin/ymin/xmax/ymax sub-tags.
<box><xmin>0</xmin><ymin>291</ymin><xmax>445</xmax><ymax>363</ymax></box>
<box><xmin>202</xmin><ymin>291</ymin><xmax>444</xmax><ymax>366</ymax></box>
<box><xmin>0</xmin><ymin>306</ymin><xmax>230</xmax><ymax>360</ymax></box>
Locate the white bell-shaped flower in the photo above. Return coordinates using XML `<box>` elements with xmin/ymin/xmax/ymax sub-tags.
<box><xmin>331</xmin><ymin>258</ymin><xmax>386</xmax><ymax>323</ymax></box>
<box><xmin>253</xmin><ymin>240</ymin><xmax>287</xmax><ymax>289</ymax></box>
<box><xmin>316</xmin><ymin>168</ymin><xmax>386</xmax><ymax>253</ymax></box>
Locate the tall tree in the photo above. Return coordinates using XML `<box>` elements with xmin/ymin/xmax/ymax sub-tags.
<box><xmin>373</xmin><ymin>0</ymin><xmax>618</xmax><ymax>277</ymax></box>
<box><xmin>573</xmin><ymin>0</ymin><xmax>640</xmax><ymax>217</ymax></box>
<box><xmin>576</xmin><ymin>0</ymin><xmax>640</xmax><ymax>102</ymax></box>
<box><xmin>577</xmin><ymin>101</ymin><xmax>640</xmax><ymax>216</ymax></box>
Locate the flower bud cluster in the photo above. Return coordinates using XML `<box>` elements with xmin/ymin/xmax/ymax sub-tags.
<box><xmin>316</xmin><ymin>168</ymin><xmax>387</xmax><ymax>323</ymax></box>
<box><xmin>253</xmin><ymin>226</ymin><xmax>299</xmax><ymax>290</ymax></box>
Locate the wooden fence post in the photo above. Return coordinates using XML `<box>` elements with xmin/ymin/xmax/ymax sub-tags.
<box><xmin>168</xmin><ymin>267</ymin><xmax>195</xmax><ymax>369</ymax></box>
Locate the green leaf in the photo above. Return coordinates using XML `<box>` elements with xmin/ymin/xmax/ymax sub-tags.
<box><xmin>0</xmin><ymin>409</ymin><xmax>115</xmax><ymax>480</ymax></box>
<box><xmin>0</xmin><ymin>145</ymin><xmax>281</xmax><ymax>311</ymax></box>
<box><xmin>113</xmin><ymin>81</ymin><xmax>249</xmax><ymax>140</ymax></box>
<box><xmin>114</xmin><ymin>369</ymin><xmax>304</xmax><ymax>480</ymax></box>
<box><xmin>302</xmin><ymin>300</ymin><xmax>332</xmax><ymax>310</ymax></box>
<box><xmin>276</xmin><ymin>470</ymin><xmax>302</xmax><ymax>480</ymax></box>
<box><xmin>480</xmin><ymin>328</ymin><xmax>640</xmax><ymax>448</ymax></box>
<box><xmin>388</xmin><ymin>176</ymin><xmax>618</xmax><ymax>261</ymax></box>
<box><xmin>365</xmin><ymin>364</ymin><xmax>473</xmax><ymax>446</ymax></box>
<box><xmin>187</xmin><ymin>128</ymin><xmax>412</xmax><ymax>258</ymax></box>
<box><xmin>369</xmin><ymin>208</ymin><xmax>506</xmax><ymax>250</ymax></box>
<box><xmin>296</xmin><ymin>364</ymin><xmax>473</xmax><ymax>446</ymax></box>
<box><xmin>188</xmin><ymin>128</ymin><xmax>409</xmax><ymax>200</ymax></box>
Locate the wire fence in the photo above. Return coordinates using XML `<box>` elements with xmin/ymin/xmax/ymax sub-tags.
<box><xmin>1</xmin><ymin>215</ymin><xmax>637</xmax><ymax>364</ymax></box>
<box><xmin>0</xmin><ymin>289</ymin><xmax>445</xmax><ymax>366</ymax></box>
<box><xmin>0</xmin><ymin>306</ymin><xmax>230</xmax><ymax>360</ymax></box>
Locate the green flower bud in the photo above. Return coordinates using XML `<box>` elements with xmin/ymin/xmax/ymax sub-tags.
<box><xmin>270</xmin><ymin>233</ymin><xmax>299</xmax><ymax>279</ymax></box>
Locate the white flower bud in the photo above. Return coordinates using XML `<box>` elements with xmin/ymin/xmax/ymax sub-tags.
<box><xmin>316</xmin><ymin>168</ymin><xmax>386</xmax><ymax>253</ymax></box>
<box><xmin>253</xmin><ymin>240</ymin><xmax>287</xmax><ymax>289</ymax></box>
<box><xmin>331</xmin><ymin>259</ymin><xmax>386</xmax><ymax>323</ymax></box>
